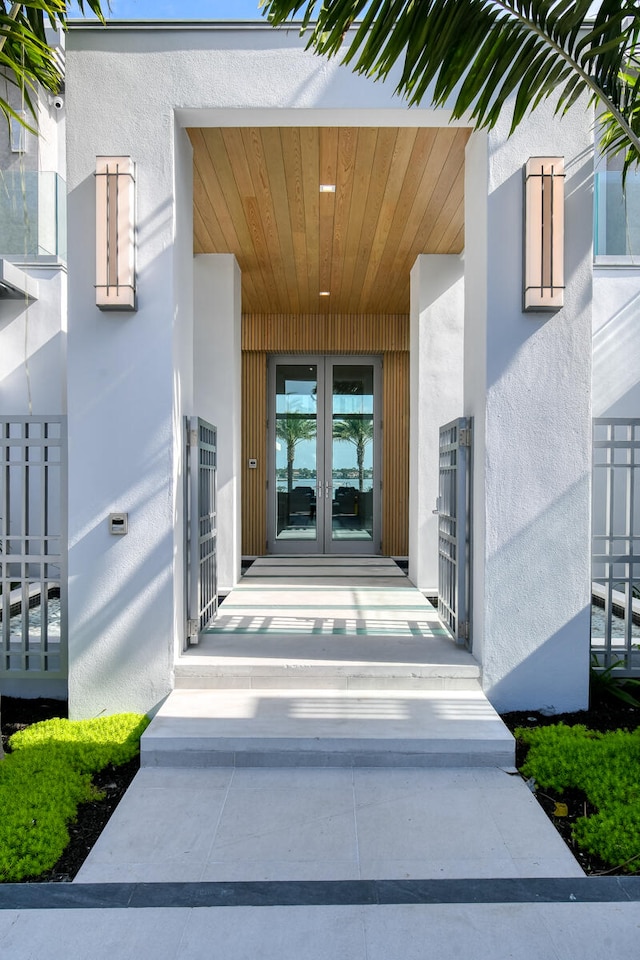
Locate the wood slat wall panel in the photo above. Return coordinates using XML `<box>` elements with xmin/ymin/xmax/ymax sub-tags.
<box><xmin>382</xmin><ymin>352</ymin><xmax>410</xmax><ymax>556</ymax></box>
<box><xmin>241</xmin><ymin>314</ymin><xmax>409</xmax><ymax>557</ymax></box>
<box><xmin>242</xmin><ymin>314</ymin><xmax>409</xmax><ymax>353</ymax></box>
<box><xmin>241</xmin><ymin>352</ymin><xmax>268</xmax><ymax>556</ymax></box>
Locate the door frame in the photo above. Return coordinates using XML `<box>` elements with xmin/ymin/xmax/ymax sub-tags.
<box><xmin>267</xmin><ymin>354</ymin><xmax>382</xmax><ymax>555</ymax></box>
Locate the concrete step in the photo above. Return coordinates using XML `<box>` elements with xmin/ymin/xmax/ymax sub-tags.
<box><xmin>175</xmin><ymin>633</ymin><xmax>481</xmax><ymax>691</ymax></box>
<box><xmin>142</xmin><ymin>688</ymin><xmax>515</xmax><ymax>769</ymax></box>
<box><xmin>174</xmin><ymin>661</ymin><xmax>481</xmax><ymax>691</ymax></box>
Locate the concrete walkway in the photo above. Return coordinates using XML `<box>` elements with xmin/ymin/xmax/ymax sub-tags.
<box><xmin>2</xmin><ymin>558</ymin><xmax>638</xmax><ymax>957</ymax></box>
<box><xmin>74</xmin><ymin>765</ymin><xmax>582</xmax><ymax>883</ymax></box>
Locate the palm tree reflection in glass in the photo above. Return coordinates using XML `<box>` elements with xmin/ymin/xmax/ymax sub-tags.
<box><xmin>333</xmin><ymin>416</ymin><xmax>373</xmax><ymax>493</ymax></box>
<box><xmin>276</xmin><ymin>413</ymin><xmax>317</xmax><ymax>531</ymax></box>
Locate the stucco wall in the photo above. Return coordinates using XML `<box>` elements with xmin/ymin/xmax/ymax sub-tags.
<box><xmin>409</xmin><ymin>254</ymin><xmax>464</xmax><ymax>593</ymax></box>
<box><xmin>194</xmin><ymin>254</ymin><xmax>242</xmax><ymax>595</ymax></box>
<box><xmin>65</xmin><ymin>25</ymin><xmax>456</xmax><ymax>716</ymax></box>
<box><xmin>65</xmin><ymin>48</ymin><xmax>182</xmax><ymax>716</ymax></box>
<box><xmin>65</xmin><ymin>22</ymin><xmax>597</xmax><ymax>716</ymax></box>
<box><xmin>464</xmin><ymin>103</ymin><xmax>593</xmax><ymax>712</ymax></box>
<box><xmin>171</xmin><ymin>123</ymin><xmax>195</xmax><ymax>664</ymax></box>
<box><xmin>64</xmin><ymin>23</ymin><xmax>458</xmax><ymax>717</ymax></box>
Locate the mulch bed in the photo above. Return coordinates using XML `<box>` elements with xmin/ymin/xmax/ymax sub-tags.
<box><xmin>1</xmin><ymin>696</ymin><xmax>140</xmax><ymax>882</ymax></box>
<box><xmin>2</xmin><ymin>692</ymin><xmax>640</xmax><ymax>880</ymax></box>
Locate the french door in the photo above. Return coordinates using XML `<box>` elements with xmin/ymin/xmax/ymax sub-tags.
<box><xmin>267</xmin><ymin>356</ymin><xmax>382</xmax><ymax>554</ymax></box>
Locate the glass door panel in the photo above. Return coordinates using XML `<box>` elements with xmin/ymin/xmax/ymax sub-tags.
<box><xmin>274</xmin><ymin>364</ymin><xmax>319</xmax><ymax>543</ymax></box>
<box><xmin>268</xmin><ymin>356</ymin><xmax>380</xmax><ymax>554</ymax></box>
<box><xmin>330</xmin><ymin>364</ymin><xmax>374</xmax><ymax>543</ymax></box>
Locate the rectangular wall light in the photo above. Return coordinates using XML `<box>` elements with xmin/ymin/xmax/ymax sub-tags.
<box><xmin>95</xmin><ymin>156</ymin><xmax>136</xmax><ymax>311</ymax></box>
<box><xmin>523</xmin><ymin>157</ymin><xmax>565</xmax><ymax>312</ymax></box>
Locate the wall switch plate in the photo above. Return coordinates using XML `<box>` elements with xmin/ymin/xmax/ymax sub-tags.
<box><xmin>109</xmin><ymin>512</ymin><xmax>129</xmax><ymax>535</ymax></box>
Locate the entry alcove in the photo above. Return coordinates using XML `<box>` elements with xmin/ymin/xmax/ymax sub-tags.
<box><xmin>241</xmin><ymin>313</ymin><xmax>409</xmax><ymax>558</ymax></box>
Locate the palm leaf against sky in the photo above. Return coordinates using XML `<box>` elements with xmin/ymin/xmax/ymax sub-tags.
<box><xmin>261</xmin><ymin>0</ymin><xmax>640</xmax><ymax>169</ymax></box>
<box><xmin>0</xmin><ymin>1</ymin><xmax>104</xmax><ymax>125</ymax></box>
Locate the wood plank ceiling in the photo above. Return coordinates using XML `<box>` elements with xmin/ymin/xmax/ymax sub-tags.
<box><xmin>189</xmin><ymin>126</ymin><xmax>471</xmax><ymax>315</ymax></box>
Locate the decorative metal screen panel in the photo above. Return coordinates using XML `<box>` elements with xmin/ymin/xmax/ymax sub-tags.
<box><xmin>592</xmin><ymin>419</ymin><xmax>640</xmax><ymax>674</ymax></box>
<box><xmin>0</xmin><ymin>417</ymin><xmax>67</xmax><ymax>678</ymax></box>
<box><xmin>437</xmin><ymin>418</ymin><xmax>472</xmax><ymax>647</ymax></box>
<box><xmin>186</xmin><ymin>417</ymin><xmax>218</xmax><ymax>645</ymax></box>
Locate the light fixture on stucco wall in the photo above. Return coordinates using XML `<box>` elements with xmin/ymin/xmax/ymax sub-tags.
<box><xmin>523</xmin><ymin>156</ymin><xmax>565</xmax><ymax>312</ymax></box>
<box><xmin>95</xmin><ymin>156</ymin><xmax>136</xmax><ymax>311</ymax></box>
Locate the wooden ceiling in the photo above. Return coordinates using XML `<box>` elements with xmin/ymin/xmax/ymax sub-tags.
<box><xmin>189</xmin><ymin>126</ymin><xmax>471</xmax><ymax>315</ymax></box>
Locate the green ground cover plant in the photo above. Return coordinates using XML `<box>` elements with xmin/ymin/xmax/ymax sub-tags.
<box><xmin>0</xmin><ymin>713</ymin><xmax>149</xmax><ymax>882</ymax></box>
<box><xmin>517</xmin><ymin>723</ymin><xmax>640</xmax><ymax>873</ymax></box>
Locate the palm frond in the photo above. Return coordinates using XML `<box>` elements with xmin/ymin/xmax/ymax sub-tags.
<box><xmin>261</xmin><ymin>0</ymin><xmax>640</xmax><ymax>166</ymax></box>
<box><xmin>599</xmin><ymin>71</ymin><xmax>640</xmax><ymax>181</ymax></box>
<box><xmin>1</xmin><ymin>1</ymin><xmax>106</xmax><ymax>128</ymax></box>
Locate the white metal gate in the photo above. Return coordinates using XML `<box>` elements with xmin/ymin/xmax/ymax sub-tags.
<box><xmin>592</xmin><ymin>418</ymin><xmax>640</xmax><ymax>673</ymax></box>
<box><xmin>437</xmin><ymin>417</ymin><xmax>472</xmax><ymax>647</ymax></box>
<box><xmin>185</xmin><ymin>417</ymin><xmax>218</xmax><ymax>646</ymax></box>
<box><xmin>0</xmin><ymin>417</ymin><xmax>67</xmax><ymax>679</ymax></box>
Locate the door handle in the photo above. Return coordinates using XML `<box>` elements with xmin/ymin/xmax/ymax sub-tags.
<box><xmin>325</xmin><ymin>480</ymin><xmax>330</xmax><ymax>499</ymax></box>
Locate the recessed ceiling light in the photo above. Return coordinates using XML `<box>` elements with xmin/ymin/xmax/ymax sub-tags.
<box><xmin>319</xmin><ymin>184</ymin><xmax>336</xmax><ymax>193</ymax></box>
<box><xmin>319</xmin><ymin>291</ymin><xmax>330</xmax><ymax>296</ymax></box>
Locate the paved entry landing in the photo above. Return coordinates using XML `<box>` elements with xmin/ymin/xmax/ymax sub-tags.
<box><xmin>175</xmin><ymin>556</ymin><xmax>480</xmax><ymax>690</ymax></box>
<box><xmin>76</xmin><ymin>557</ymin><xmax>583</xmax><ymax>888</ymax></box>
<box><xmin>143</xmin><ymin>557</ymin><xmax>513</xmax><ymax>768</ymax></box>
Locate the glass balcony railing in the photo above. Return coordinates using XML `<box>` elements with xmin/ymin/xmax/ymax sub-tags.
<box><xmin>594</xmin><ymin>170</ymin><xmax>640</xmax><ymax>258</ymax></box>
<box><xmin>0</xmin><ymin>170</ymin><xmax>66</xmax><ymax>260</ymax></box>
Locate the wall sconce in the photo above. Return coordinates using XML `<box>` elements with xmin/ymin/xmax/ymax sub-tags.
<box><xmin>523</xmin><ymin>157</ymin><xmax>565</xmax><ymax>312</ymax></box>
<box><xmin>95</xmin><ymin>156</ymin><xmax>136</xmax><ymax>311</ymax></box>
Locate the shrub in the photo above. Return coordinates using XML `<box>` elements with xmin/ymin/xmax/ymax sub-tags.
<box><xmin>516</xmin><ymin>723</ymin><xmax>640</xmax><ymax>872</ymax></box>
<box><xmin>0</xmin><ymin>713</ymin><xmax>149</xmax><ymax>882</ymax></box>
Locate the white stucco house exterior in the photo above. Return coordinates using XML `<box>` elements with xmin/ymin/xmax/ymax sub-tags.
<box><xmin>1</xmin><ymin>20</ymin><xmax>639</xmax><ymax>719</ymax></box>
